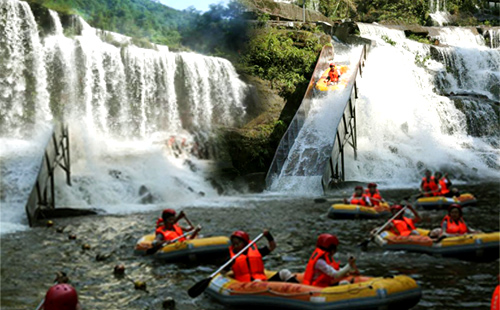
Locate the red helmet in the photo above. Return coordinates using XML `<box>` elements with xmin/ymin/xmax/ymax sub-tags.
<box><xmin>44</xmin><ymin>284</ymin><xmax>78</xmax><ymax>310</ymax></box>
<box><xmin>231</xmin><ymin>230</ymin><xmax>250</xmax><ymax>244</ymax></box>
<box><xmin>355</xmin><ymin>185</ymin><xmax>363</xmax><ymax>190</ymax></box>
<box><xmin>329</xmin><ymin>62</ymin><xmax>335</xmax><ymax>67</ymax></box>
<box><xmin>162</xmin><ymin>209</ymin><xmax>176</xmax><ymax>217</ymax></box>
<box><xmin>316</xmin><ymin>233</ymin><xmax>339</xmax><ymax>251</ymax></box>
<box><xmin>368</xmin><ymin>183</ymin><xmax>377</xmax><ymax>188</ymax></box>
<box><xmin>448</xmin><ymin>204</ymin><xmax>462</xmax><ymax>215</ymax></box>
<box><xmin>391</xmin><ymin>204</ymin><xmax>404</xmax><ymax>211</ymax></box>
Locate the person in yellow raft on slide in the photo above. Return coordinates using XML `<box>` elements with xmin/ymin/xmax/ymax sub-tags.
<box><xmin>325</xmin><ymin>63</ymin><xmax>341</xmax><ymax>85</ymax></box>
<box><xmin>303</xmin><ymin>234</ymin><xmax>358</xmax><ymax>287</ymax></box>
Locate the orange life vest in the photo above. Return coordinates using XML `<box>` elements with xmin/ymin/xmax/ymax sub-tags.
<box><xmin>441</xmin><ymin>215</ymin><xmax>468</xmax><ymax>235</ymax></box>
<box><xmin>229</xmin><ymin>244</ymin><xmax>266</xmax><ymax>282</ymax></box>
<box><xmin>350</xmin><ymin>194</ymin><xmax>370</xmax><ymax>206</ymax></box>
<box><xmin>492</xmin><ymin>285</ymin><xmax>500</xmax><ymax>310</ymax></box>
<box><xmin>328</xmin><ymin>68</ymin><xmax>339</xmax><ymax>82</ymax></box>
<box><xmin>421</xmin><ymin>176</ymin><xmax>439</xmax><ymax>196</ymax></box>
<box><xmin>439</xmin><ymin>178</ymin><xmax>450</xmax><ymax>195</ymax></box>
<box><xmin>155</xmin><ymin>223</ymin><xmax>185</xmax><ymax>242</ymax></box>
<box><xmin>303</xmin><ymin>248</ymin><xmax>340</xmax><ymax>287</ymax></box>
<box><xmin>390</xmin><ymin>217</ymin><xmax>416</xmax><ymax>236</ymax></box>
<box><xmin>365</xmin><ymin>189</ymin><xmax>382</xmax><ymax>206</ymax></box>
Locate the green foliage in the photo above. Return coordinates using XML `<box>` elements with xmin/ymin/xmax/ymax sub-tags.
<box><xmin>408</xmin><ymin>34</ymin><xmax>431</xmax><ymax>44</ymax></box>
<box><xmin>241</xmin><ymin>28</ymin><xmax>322</xmax><ymax>98</ymax></box>
<box><xmin>381</xmin><ymin>35</ymin><xmax>396</xmax><ymax>46</ymax></box>
<box><xmin>414</xmin><ymin>52</ymin><xmax>431</xmax><ymax>67</ymax></box>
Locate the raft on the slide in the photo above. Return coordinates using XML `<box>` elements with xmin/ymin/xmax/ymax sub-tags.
<box><xmin>314</xmin><ymin>65</ymin><xmax>350</xmax><ymax>93</ymax></box>
<box><xmin>206</xmin><ymin>272</ymin><xmax>421</xmax><ymax>310</ymax></box>
<box><xmin>378</xmin><ymin>229</ymin><xmax>500</xmax><ymax>262</ymax></box>
<box><xmin>327</xmin><ymin>203</ymin><xmax>390</xmax><ymax>220</ymax></box>
<box><xmin>414</xmin><ymin>193</ymin><xmax>477</xmax><ymax>209</ymax></box>
<box><xmin>134</xmin><ymin>234</ymin><xmax>230</xmax><ymax>262</ymax></box>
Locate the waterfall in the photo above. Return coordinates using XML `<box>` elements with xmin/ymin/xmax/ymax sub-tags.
<box><xmin>429</xmin><ymin>0</ymin><xmax>450</xmax><ymax>26</ymax></box>
<box><xmin>0</xmin><ymin>0</ymin><xmax>248</xmax><ymax>234</ymax></box>
<box><xmin>344</xmin><ymin>23</ymin><xmax>499</xmax><ymax>187</ymax></box>
<box><xmin>488</xmin><ymin>29</ymin><xmax>500</xmax><ymax>49</ymax></box>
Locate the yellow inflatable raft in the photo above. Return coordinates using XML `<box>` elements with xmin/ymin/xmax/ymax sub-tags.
<box><xmin>328</xmin><ymin>203</ymin><xmax>390</xmax><ymax>219</ymax></box>
<box><xmin>314</xmin><ymin>65</ymin><xmax>350</xmax><ymax>93</ymax></box>
<box><xmin>415</xmin><ymin>193</ymin><xmax>477</xmax><ymax>209</ymax></box>
<box><xmin>206</xmin><ymin>271</ymin><xmax>421</xmax><ymax>310</ymax></box>
<box><xmin>135</xmin><ymin>234</ymin><xmax>230</xmax><ymax>262</ymax></box>
<box><xmin>377</xmin><ymin>229</ymin><xmax>500</xmax><ymax>262</ymax></box>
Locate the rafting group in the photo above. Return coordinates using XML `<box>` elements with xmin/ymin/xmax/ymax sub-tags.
<box><xmin>38</xmin><ymin>170</ymin><xmax>498</xmax><ymax>310</ymax></box>
<box><xmin>329</xmin><ymin>170</ymin><xmax>498</xmax><ymax>262</ymax></box>
<box><xmin>133</xmin><ymin>208</ymin><xmax>421</xmax><ymax>309</ymax></box>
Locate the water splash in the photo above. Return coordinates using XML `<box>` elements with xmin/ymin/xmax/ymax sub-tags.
<box><xmin>345</xmin><ymin>23</ymin><xmax>499</xmax><ymax>188</ymax></box>
<box><xmin>429</xmin><ymin>0</ymin><xmax>450</xmax><ymax>26</ymax></box>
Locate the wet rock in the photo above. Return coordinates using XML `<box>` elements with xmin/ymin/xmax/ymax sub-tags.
<box><xmin>162</xmin><ymin>297</ymin><xmax>175</xmax><ymax>309</ymax></box>
<box><xmin>56</xmin><ymin>227</ymin><xmax>65</xmax><ymax>233</ymax></box>
<box><xmin>114</xmin><ymin>264</ymin><xmax>125</xmax><ymax>276</ymax></box>
<box><xmin>134</xmin><ymin>280</ymin><xmax>147</xmax><ymax>290</ymax></box>
<box><xmin>81</xmin><ymin>244</ymin><xmax>91</xmax><ymax>250</ymax></box>
<box><xmin>138</xmin><ymin>185</ymin><xmax>154</xmax><ymax>204</ymax></box>
<box><xmin>95</xmin><ymin>252</ymin><xmax>112</xmax><ymax>261</ymax></box>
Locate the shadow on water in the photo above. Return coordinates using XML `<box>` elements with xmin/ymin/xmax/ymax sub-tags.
<box><xmin>0</xmin><ymin>182</ymin><xmax>498</xmax><ymax>309</ymax></box>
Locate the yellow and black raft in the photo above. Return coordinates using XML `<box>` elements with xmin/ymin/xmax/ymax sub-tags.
<box><xmin>414</xmin><ymin>193</ymin><xmax>477</xmax><ymax>210</ymax></box>
<box><xmin>376</xmin><ymin>229</ymin><xmax>500</xmax><ymax>262</ymax></box>
<box><xmin>206</xmin><ymin>271</ymin><xmax>421</xmax><ymax>310</ymax></box>
<box><xmin>328</xmin><ymin>203</ymin><xmax>391</xmax><ymax>220</ymax></box>
<box><xmin>314</xmin><ymin>65</ymin><xmax>350</xmax><ymax>93</ymax></box>
<box><xmin>135</xmin><ymin>234</ymin><xmax>230</xmax><ymax>263</ymax></box>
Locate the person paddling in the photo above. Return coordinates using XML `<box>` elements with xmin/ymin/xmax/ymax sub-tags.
<box><xmin>151</xmin><ymin>209</ymin><xmax>200</xmax><ymax>249</ymax></box>
<box><xmin>386</xmin><ymin>205</ymin><xmax>421</xmax><ymax>236</ymax></box>
<box><xmin>365</xmin><ymin>183</ymin><xmax>385</xmax><ymax>206</ymax></box>
<box><xmin>440</xmin><ymin>204</ymin><xmax>479</xmax><ymax>237</ymax></box>
<box><xmin>303</xmin><ymin>234</ymin><xmax>357</xmax><ymax>287</ymax></box>
<box><xmin>344</xmin><ymin>186</ymin><xmax>372</xmax><ymax>207</ymax></box>
<box><xmin>226</xmin><ymin>230</ymin><xmax>296</xmax><ymax>283</ymax></box>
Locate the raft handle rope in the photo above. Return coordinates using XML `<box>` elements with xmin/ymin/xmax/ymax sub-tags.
<box><xmin>223</xmin><ymin>278</ymin><xmax>400</xmax><ymax>297</ymax></box>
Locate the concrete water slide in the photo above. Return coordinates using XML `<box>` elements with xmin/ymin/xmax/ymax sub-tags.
<box><xmin>265</xmin><ymin>44</ymin><xmax>368</xmax><ymax>193</ymax></box>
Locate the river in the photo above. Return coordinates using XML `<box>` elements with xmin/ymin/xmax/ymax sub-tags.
<box><xmin>1</xmin><ymin>182</ymin><xmax>498</xmax><ymax>309</ymax></box>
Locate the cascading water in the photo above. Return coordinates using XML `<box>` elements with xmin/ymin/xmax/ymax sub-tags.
<box><xmin>0</xmin><ymin>0</ymin><xmax>248</xmax><ymax>234</ymax></box>
<box><xmin>269</xmin><ymin>46</ymin><xmax>362</xmax><ymax>195</ymax></box>
<box><xmin>429</xmin><ymin>0</ymin><xmax>450</xmax><ymax>26</ymax></box>
<box><xmin>344</xmin><ymin>23</ymin><xmax>499</xmax><ymax>187</ymax></box>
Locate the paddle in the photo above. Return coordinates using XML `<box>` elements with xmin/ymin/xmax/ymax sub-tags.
<box><xmin>357</xmin><ymin>205</ymin><xmax>408</xmax><ymax>250</ymax></box>
<box><xmin>187</xmin><ymin>233</ymin><xmax>264</xmax><ymax>298</ymax></box>
<box><xmin>314</xmin><ymin>197</ymin><xmax>346</xmax><ymax>203</ymax></box>
<box><xmin>146</xmin><ymin>229</ymin><xmax>197</xmax><ymax>255</ymax></box>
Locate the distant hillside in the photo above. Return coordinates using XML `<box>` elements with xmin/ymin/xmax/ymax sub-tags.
<box><xmin>27</xmin><ymin>0</ymin><xmax>194</xmax><ymax>47</ymax></box>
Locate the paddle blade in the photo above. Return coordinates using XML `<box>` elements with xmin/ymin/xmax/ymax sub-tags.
<box><xmin>145</xmin><ymin>245</ymin><xmax>160</xmax><ymax>255</ymax></box>
<box><xmin>314</xmin><ymin>198</ymin><xmax>327</xmax><ymax>203</ymax></box>
<box><xmin>356</xmin><ymin>239</ymin><xmax>370</xmax><ymax>251</ymax></box>
<box><xmin>188</xmin><ymin>277</ymin><xmax>212</xmax><ymax>298</ymax></box>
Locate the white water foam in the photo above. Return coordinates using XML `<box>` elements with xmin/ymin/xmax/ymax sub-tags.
<box><xmin>0</xmin><ymin>0</ymin><xmax>248</xmax><ymax>234</ymax></box>
<box><xmin>344</xmin><ymin>23</ymin><xmax>500</xmax><ymax>188</ymax></box>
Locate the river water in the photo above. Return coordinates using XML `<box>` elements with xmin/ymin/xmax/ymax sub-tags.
<box><xmin>1</xmin><ymin>182</ymin><xmax>498</xmax><ymax>309</ymax></box>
